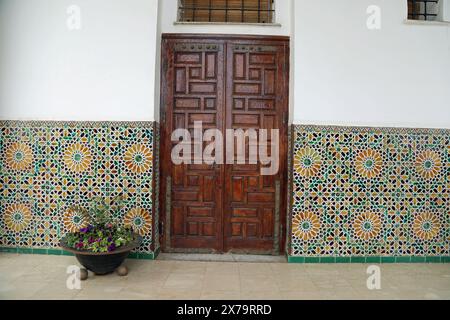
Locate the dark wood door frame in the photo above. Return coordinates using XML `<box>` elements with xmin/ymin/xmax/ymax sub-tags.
<box><xmin>159</xmin><ymin>33</ymin><xmax>290</xmax><ymax>255</ymax></box>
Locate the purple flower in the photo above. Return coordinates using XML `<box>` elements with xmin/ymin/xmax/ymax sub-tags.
<box><xmin>107</xmin><ymin>243</ymin><xmax>116</xmax><ymax>252</ymax></box>
<box><xmin>107</xmin><ymin>237</ymin><xmax>112</xmax><ymax>242</ymax></box>
<box><xmin>88</xmin><ymin>237</ymin><xmax>94</xmax><ymax>244</ymax></box>
<box><xmin>79</xmin><ymin>227</ymin><xmax>88</xmax><ymax>233</ymax></box>
<box><xmin>75</xmin><ymin>242</ymin><xmax>84</xmax><ymax>249</ymax></box>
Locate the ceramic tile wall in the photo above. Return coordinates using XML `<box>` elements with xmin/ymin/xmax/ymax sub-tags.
<box><xmin>290</xmin><ymin>125</ymin><xmax>449</xmax><ymax>259</ymax></box>
<box><xmin>0</xmin><ymin>121</ymin><xmax>155</xmax><ymax>255</ymax></box>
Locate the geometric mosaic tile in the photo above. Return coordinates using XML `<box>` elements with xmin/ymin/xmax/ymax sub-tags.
<box><xmin>0</xmin><ymin>121</ymin><xmax>155</xmax><ymax>255</ymax></box>
<box><xmin>290</xmin><ymin>125</ymin><xmax>450</xmax><ymax>258</ymax></box>
<box><xmin>2</xmin><ymin>121</ymin><xmax>448</xmax><ymax>260</ymax></box>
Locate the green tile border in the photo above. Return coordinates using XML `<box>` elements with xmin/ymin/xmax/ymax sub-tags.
<box><xmin>365</xmin><ymin>256</ymin><xmax>381</xmax><ymax>264</ymax></box>
<box><xmin>0</xmin><ymin>247</ymin><xmax>18</xmax><ymax>253</ymax></box>
<box><xmin>287</xmin><ymin>256</ymin><xmax>305</xmax><ymax>263</ymax></box>
<box><xmin>381</xmin><ymin>257</ymin><xmax>396</xmax><ymax>264</ymax></box>
<box><xmin>335</xmin><ymin>256</ymin><xmax>351</xmax><ymax>263</ymax></box>
<box><xmin>411</xmin><ymin>256</ymin><xmax>426</xmax><ymax>263</ymax></box>
<box><xmin>350</xmin><ymin>257</ymin><xmax>366</xmax><ymax>263</ymax></box>
<box><xmin>0</xmin><ymin>247</ymin><xmax>155</xmax><ymax>260</ymax></box>
<box><xmin>48</xmin><ymin>249</ymin><xmax>62</xmax><ymax>256</ymax></box>
<box><xmin>425</xmin><ymin>256</ymin><xmax>441</xmax><ymax>263</ymax></box>
<box><xmin>295</xmin><ymin>124</ymin><xmax>449</xmax><ymax>135</ymax></box>
<box><xmin>128</xmin><ymin>252</ymin><xmax>139</xmax><ymax>259</ymax></box>
<box><xmin>32</xmin><ymin>248</ymin><xmax>48</xmax><ymax>255</ymax></box>
<box><xmin>1</xmin><ymin>248</ymin><xmax>448</xmax><ymax>264</ymax></box>
<box><xmin>319</xmin><ymin>257</ymin><xmax>336</xmax><ymax>263</ymax></box>
<box><xmin>395</xmin><ymin>256</ymin><xmax>411</xmax><ymax>263</ymax></box>
<box><xmin>16</xmin><ymin>248</ymin><xmax>33</xmax><ymax>254</ymax></box>
<box><xmin>304</xmin><ymin>257</ymin><xmax>320</xmax><ymax>263</ymax></box>
<box><xmin>287</xmin><ymin>256</ymin><xmax>450</xmax><ymax>264</ymax></box>
<box><xmin>128</xmin><ymin>252</ymin><xmax>155</xmax><ymax>260</ymax></box>
<box><xmin>0</xmin><ymin>120</ymin><xmax>154</xmax><ymax>128</ymax></box>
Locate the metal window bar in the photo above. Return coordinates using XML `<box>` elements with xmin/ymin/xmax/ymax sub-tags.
<box><xmin>178</xmin><ymin>0</ymin><xmax>275</xmax><ymax>23</ymax></box>
<box><xmin>408</xmin><ymin>0</ymin><xmax>439</xmax><ymax>21</ymax></box>
<box><xmin>226</xmin><ymin>0</ymin><xmax>228</xmax><ymax>22</ymax></box>
<box><xmin>209</xmin><ymin>0</ymin><xmax>212</xmax><ymax>21</ymax></box>
<box><xmin>258</xmin><ymin>0</ymin><xmax>261</xmax><ymax>23</ymax></box>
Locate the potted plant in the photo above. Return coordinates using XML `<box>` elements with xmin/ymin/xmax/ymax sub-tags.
<box><xmin>60</xmin><ymin>195</ymin><xmax>142</xmax><ymax>279</ymax></box>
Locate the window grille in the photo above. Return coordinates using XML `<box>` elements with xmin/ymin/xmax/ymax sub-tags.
<box><xmin>178</xmin><ymin>0</ymin><xmax>275</xmax><ymax>23</ymax></box>
<box><xmin>408</xmin><ymin>0</ymin><xmax>439</xmax><ymax>20</ymax></box>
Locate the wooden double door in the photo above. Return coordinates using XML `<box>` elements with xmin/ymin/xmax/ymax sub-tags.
<box><xmin>160</xmin><ymin>34</ymin><xmax>289</xmax><ymax>254</ymax></box>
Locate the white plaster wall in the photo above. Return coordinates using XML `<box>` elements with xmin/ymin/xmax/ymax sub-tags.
<box><xmin>1</xmin><ymin>0</ymin><xmax>449</xmax><ymax>128</ymax></box>
<box><xmin>438</xmin><ymin>0</ymin><xmax>450</xmax><ymax>22</ymax></box>
<box><xmin>293</xmin><ymin>0</ymin><xmax>450</xmax><ymax>128</ymax></box>
<box><xmin>0</xmin><ymin>0</ymin><xmax>159</xmax><ymax>121</ymax></box>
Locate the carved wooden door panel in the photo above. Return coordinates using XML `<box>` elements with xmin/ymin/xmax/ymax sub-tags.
<box><xmin>223</xmin><ymin>42</ymin><xmax>288</xmax><ymax>254</ymax></box>
<box><xmin>160</xmin><ymin>35</ymin><xmax>288</xmax><ymax>254</ymax></box>
<box><xmin>160</xmin><ymin>39</ymin><xmax>225</xmax><ymax>251</ymax></box>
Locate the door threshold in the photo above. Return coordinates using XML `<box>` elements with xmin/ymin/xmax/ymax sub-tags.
<box><xmin>157</xmin><ymin>253</ymin><xmax>287</xmax><ymax>263</ymax></box>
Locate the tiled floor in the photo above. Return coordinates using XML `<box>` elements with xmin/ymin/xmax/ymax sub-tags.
<box><xmin>1</xmin><ymin>253</ymin><xmax>450</xmax><ymax>300</ymax></box>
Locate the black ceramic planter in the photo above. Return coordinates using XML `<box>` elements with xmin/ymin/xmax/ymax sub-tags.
<box><xmin>60</xmin><ymin>234</ymin><xmax>142</xmax><ymax>275</ymax></box>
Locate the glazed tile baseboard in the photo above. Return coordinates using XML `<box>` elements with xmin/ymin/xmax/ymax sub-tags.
<box><xmin>288</xmin><ymin>255</ymin><xmax>450</xmax><ymax>264</ymax></box>
<box><xmin>289</xmin><ymin>125</ymin><xmax>450</xmax><ymax>260</ymax></box>
<box><xmin>0</xmin><ymin>120</ymin><xmax>156</xmax><ymax>257</ymax></box>
<box><xmin>0</xmin><ymin>246</ymin><xmax>158</xmax><ymax>260</ymax></box>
